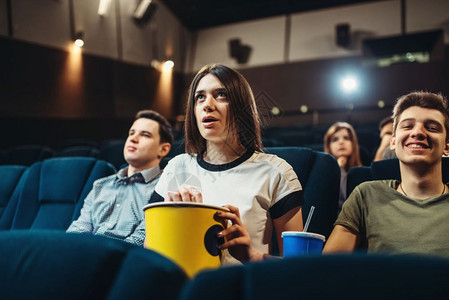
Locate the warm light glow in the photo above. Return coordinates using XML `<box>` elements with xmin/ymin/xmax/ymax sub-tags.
<box><xmin>300</xmin><ymin>105</ymin><xmax>308</xmax><ymax>113</ymax></box>
<box><xmin>74</xmin><ymin>39</ymin><xmax>84</xmax><ymax>48</ymax></box>
<box><xmin>68</xmin><ymin>44</ymin><xmax>83</xmax><ymax>86</ymax></box>
<box><xmin>54</xmin><ymin>43</ymin><xmax>84</xmax><ymax>116</ymax></box>
<box><xmin>154</xmin><ymin>62</ymin><xmax>173</xmax><ymax>117</ymax></box>
<box><xmin>163</xmin><ymin>60</ymin><xmax>174</xmax><ymax>72</ymax></box>
<box><xmin>341</xmin><ymin>76</ymin><xmax>358</xmax><ymax>93</ymax></box>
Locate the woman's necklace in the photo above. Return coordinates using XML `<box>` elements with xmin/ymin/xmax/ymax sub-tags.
<box><xmin>399</xmin><ymin>183</ymin><xmax>446</xmax><ymax>196</ymax></box>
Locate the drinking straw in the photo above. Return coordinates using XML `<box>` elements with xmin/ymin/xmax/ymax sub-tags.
<box><xmin>303</xmin><ymin>206</ymin><xmax>315</xmax><ymax>232</ymax></box>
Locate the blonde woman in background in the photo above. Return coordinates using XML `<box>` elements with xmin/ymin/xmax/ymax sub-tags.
<box><xmin>324</xmin><ymin>122</ymin><xmax>362</xmax><ymax>210</ymax></box>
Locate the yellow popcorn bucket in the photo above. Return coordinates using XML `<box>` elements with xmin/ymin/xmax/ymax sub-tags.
<box><xmin>143</xmin><ymin>202</ymin><xmax>228</xmax><ymax>277</ymax></box>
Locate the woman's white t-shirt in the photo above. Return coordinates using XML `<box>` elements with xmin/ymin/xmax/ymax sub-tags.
<box><xmin>151</xmin><ymin>149</ymin><xmax>304</xmax><ymax>265</ymax></box>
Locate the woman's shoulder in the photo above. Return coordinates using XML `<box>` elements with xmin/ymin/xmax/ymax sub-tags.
<box><xmin>165</xmin><ymin>153</ymin><xmax>197</xmax><ymax>167</ymax></box>
<box><xmin>252</xmin><ymin>151</ymin><xmax>293</xmax><ymax>172</ymax></box>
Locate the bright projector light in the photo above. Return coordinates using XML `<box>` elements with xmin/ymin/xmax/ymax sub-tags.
<box><xmin>341</xmin><ymin>76</ymin><xmax>358</xmax><ymax>93</ymax></box>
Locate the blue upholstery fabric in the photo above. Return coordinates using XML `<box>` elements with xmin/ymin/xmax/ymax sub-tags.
<box><xmin>161</xmin><ymin>139</ymin><xmax>186</xmax><ymax>169</ymax></box>
<box><xmin>99</xmin><ymin>139</ymin><xmax>126</xmax><ymax>170</ymax></box>
<box><xmin>56</xmin><ymin>145</ymin><xmax>100</xmax><ymax>158</ymax></box>
<box><xmin>58</xmin><ymin>138</ymin><xmax>98</xmax><ymax>149</ymax></box>
<box><xmin>4</xmin><ymin>145</ymin><xmax>54</xmax><ymax>166</ymax></box>
<box><xmin>0</xmin><ymin>230</ymin><xmax>187</xmax><ymax>300</ymax></box>
<box><xmin>265</xmin><ymin>147</ymin><xmax>340</xmax><ymax>239</ymax></box>
<box><xmin>168</xmin><ymin>139</ymin><xmax>186</xmax><ymax>157</ymax></box>
<box><xmin>10</xmin><ymin>157</ymin><xmax>116</xmax><ymax>230</ymax></box>
<box><xmin>346</xmin><ymin>166</ymin><xmax>371</xmax><ymax>198</ymax></box>
<box><xmin>370</xmin><ymin>158</ymin><xmax>401</xmax><ymax>180</ymax></box>
<box><xmin>180</xmin><ymin>254</ymin><xmax>449</xmax><ymax>300</ymax></box>
<box><xmin>0</xmin><ymin>165</ymin><xmax>28</xmax><ymax>229</ymax></box>
<box><xmin>347</xmin><ymin>157</ymin><xmax>449</xmax><ymax>197</ymax></box>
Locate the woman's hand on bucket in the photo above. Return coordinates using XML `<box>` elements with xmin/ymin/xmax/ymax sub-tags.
<box><xmin>164</xmin><ymin>186</ymin><xmax>203</xmax><ymax>202</ymax></box>
<box><xmin>215</xmin><ymin>205</ymin><xmax>265</xmax><ymax>263</ymax></box>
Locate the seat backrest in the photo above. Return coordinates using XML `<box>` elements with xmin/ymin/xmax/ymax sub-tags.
<box><xmin>346</xmin><ymin>158</ymin><xmax>400</xmax><ymax>197</ymax></box>
<box><xmin>99</xmin><ymin>139</ymin><xmax>127</xmax><ymax>170</ymax></box>
<box><xmin>58</xmin><ymin>138</ymin><xmax>98</xmax><ymax>149</ymax></box>
<box><xmin>0</xmin><ymin>165</ymin><xmax>28</xmax><ymax>229</ymax></box>
<box><xmin>160</xmin><ymin>139</ymin><xmax>186</xmax><ymax>169</ymax></box>
<box><xmin>0</xmin><ymin>230</ymin><xmax>187</xmax><ymax>300</ymax></box>
<box><xmin>370</xmin><ymin>158</ymin><xmax>401</xmax><ymax>180</ymax></box>
<box><xmin>168</xmin><ymin>139</ymin><xmax>186</xmax><ymax>157</ymax></box>
<box><xmin>56</xmin><ymin>145</ymin><xmax>100</xmax><ymax>158</ymax></box>
<box><xmin>264</xmin><ymin>147</ymin><xmax>340</xmax><ymax>239</ymax></box>
<box><xmin>347</xmin><ymin>157</ymin><xmax>449</xmax><ymax>197</ymax></box>
<box><xmin>346</xmin><ymin>165</ymin><xmax>371</xmax><ymax>197</ymax></box>
<box><xmin>5</xmin><ymin>145</ymin><xmax>54</xmax><ymax>166</ymax></box>
<box><xmin>10</xmin><ymin>157</ymin><xmax>116</xmax><ymax>230</ymax></box>
<box><xmin>180</xmin><ymin>254</ymin><xmax>449</xmax><ymax>300</ymax></box>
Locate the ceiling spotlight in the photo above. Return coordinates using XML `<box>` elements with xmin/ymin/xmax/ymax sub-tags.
<box><xmin>162</xmin><ymin>60</ymin><xmax>174</xmax><ymax>71</ymax></box>
<box><xmin>300</xmin><ymin>105</ymin><xmax>308</xmax><ymax>114</ymax></box>
<box><xmin>151</xmin><ymin>59</ymin><xmax>175</xmax><ymax>72</ymax></box>
<box><xmin>73</xmin><ymin>31</ymin><xmax>84</xmax><ymax>48</ymax></box>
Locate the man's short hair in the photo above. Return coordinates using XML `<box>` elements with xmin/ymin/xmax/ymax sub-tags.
<box><xmin>135</xmin><ymin>110</ymin><xmax>174</xmax><ymax>145</ymax></box>
<box><xmin>392</xmin><ymin>91</ymin><xmax>449</xmax><ymax>140</ymax></box>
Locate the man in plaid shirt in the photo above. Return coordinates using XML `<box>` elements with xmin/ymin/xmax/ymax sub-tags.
<box><xmin>67</xmin><ymin>110</ymin><xmax>173</xmax><ymax>246</ymax></box>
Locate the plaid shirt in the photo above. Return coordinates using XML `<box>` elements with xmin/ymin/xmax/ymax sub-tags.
<box><xmin>67</xmin><ymin>166</ymin><xmax>161</xmax><ymax>246</ymax></box>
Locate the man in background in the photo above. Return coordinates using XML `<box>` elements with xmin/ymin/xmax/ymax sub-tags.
<box><xmin>373</xmin><ymin>116</ymin><xmax>396</xmax><ymax>161</ymax></box>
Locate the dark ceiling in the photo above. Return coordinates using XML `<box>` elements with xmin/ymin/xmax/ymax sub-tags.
<box><xmin>159</xmin><ymin>0</ymin><xmax>387</xmax><ymax>30</ymax></box>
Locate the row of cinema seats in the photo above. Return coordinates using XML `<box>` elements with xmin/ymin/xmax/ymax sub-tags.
<box><xmin>0</xmin><ymin>147</ymin><xmax>341</xmax><ymax>239</ymax></box>
<box><xmin>6</xmin><ymin>231</ymin><xmax>449</xmax><ymax>300</ymax></box>
<box><xmin>0</xmin><ymin>121</ymin><xmax>382</xmax><ymax>170</ymax></box>
<box><xmin>0</xmin><ymin>147</ymin><xmax>341</xmax><ymax>298</ymax></box>
<box><xmin>0</xmin><ymin>157</ymin><xmax>188</xmax><ymax>299</ymax></box>
<box><xmin>181</xmin><ymin>157</ymin><xmax>449</xmax><ymax>299</ymax></box>
<box><xmin>3</xmin><ymin>148</ymin><xmax>445</xmax><ymax>237</ymax></box>
<box><xmin>0</xmin><ymin>157</ymin><xmax>117</xmax><ymax>230</ymax></box>
<box><xmin>182</xmin><ymin>155</ymin><xmax>449</xmax><ymax>299</ymax></box>
<box><xmin>2</xmin><ymin>150</ymin><xmax>449</xmax><ymax>298</ymax></box>
<box><xmin>0</xmin><ymin>140</ymin><xmax>126</xmax><ymax>170</ymax></box>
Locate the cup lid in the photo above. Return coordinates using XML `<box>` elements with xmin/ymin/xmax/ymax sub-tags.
<box><xmin>143</xmin><ymin>202</ymin><xmax>230</xmax><ymax>212</ymax></box>
<box><xmin>281</xmin><ymin>231</ymin><xmax>326</xmax><ymax>242</ymax></box>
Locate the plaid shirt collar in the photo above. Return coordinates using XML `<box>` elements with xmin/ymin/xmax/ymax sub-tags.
<box><xmin>115</xmin><ymin>165</ymin><xmax>161</xmax><ymax>185</ymax></box>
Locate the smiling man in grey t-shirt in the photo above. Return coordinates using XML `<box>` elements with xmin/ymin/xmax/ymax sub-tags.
<box><xmin>324</xmin><ymin>91</ymin><xmax>449</xmax><ymax>257</ymax></box>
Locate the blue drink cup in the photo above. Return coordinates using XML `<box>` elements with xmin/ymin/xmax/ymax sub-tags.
<box><xmin>282</xmin><ymin>231</ymin><xmax>326</xmax><ymax>257</ymax></box>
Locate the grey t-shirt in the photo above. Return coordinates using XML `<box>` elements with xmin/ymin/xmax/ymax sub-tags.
<box><xmin>382</xmin><ymin>147</ymin><xmax>397</xmax><ymax>160</ymax></box>
<box><xmin>336</xmin><ymin>180</ymin><xmax>449</xmax><ymax>257</ymax></box>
